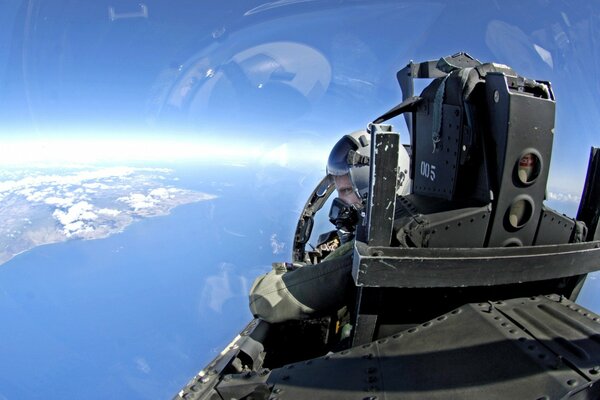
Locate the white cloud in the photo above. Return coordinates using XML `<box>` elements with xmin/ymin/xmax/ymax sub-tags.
<box><xmin>135</xmin><ymin>357</ymin><xmax>151</xmax><ymax>374</ymax></box>
<box><xmin>547</xmin><ymin>191</ymin><xmax>581</xmax><ymax>203</ymax></box>
<box><xmin>118</xmin><ymin>187</ymin><xmax>179</xmax><ymax>211</ymax></box>
<box><xmin>97</xmin><ymin>208</ymin><xmax>120</xmax><ymax>216</ymax></box>
<box><xmin>270</xmin><ymin>234</ymin><xmax>285</xmax><ymax>254</ymax></box>
<box><xmin>149</xmin><ymin>188</ymin><xmax>170</xmax><ymax>199</ymax></box>
<box><xmin>118</xmin><ymin>193</ymin><xmax>156</xmax><ymax>210</ymax></box>
<box><xmin>63</xmin><ymin>221</ymin><xmax>84</xmax><ymax>235</ymax></box>
<box><xmin>44</xmin><ymin>197</ymin><xmax>75</xmax><ymax>208</ymax></box>
<box><xmin>200</xmin><ymin>264</ymin><xmax>234</xmax><ymax>313</ymax></box>
<box><xmin>25</xmin><ymin>191</ymin><xmax>48</xmax><ymax>202</ymax></box>
<box><xmin>1</xmin><ymin>167</ymin><xmax>137</xmax><ymax>193</ymax></box>
<box><xmin>83</xmin><ymin>182</ymin><xmax>110</xmax><ymax>190</ymax></box>
<box><xmin>53</xmin><ymin>201</ymin><xmax>97</xmax><ymax>226</ymax></box>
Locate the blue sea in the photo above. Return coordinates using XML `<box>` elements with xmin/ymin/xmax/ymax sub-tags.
<box><xmin>0</xmin><ymin>164</ymin><xmax>314</xmax><ymax>399</ymax></box>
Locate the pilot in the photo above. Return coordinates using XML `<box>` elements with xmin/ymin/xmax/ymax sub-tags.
<box><xmin>248</xmin><ymin>130</ymin><xmax>410</xmax><ymax>323</ymax></box>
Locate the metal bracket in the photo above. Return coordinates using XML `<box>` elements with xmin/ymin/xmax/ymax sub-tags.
<box><xmin>352</xmin><ymin>240</ymin><xmax>600</xmax><ymax>288</ymax></box>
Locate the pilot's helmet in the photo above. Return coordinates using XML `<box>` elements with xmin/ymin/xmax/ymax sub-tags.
<box><xmin>327</xmin><ymin>130</ymin><xmax>372</xmax><ymax>202</ymax></box>
<box><xmin>327</xmin><ymin>130</ymin><xmax>410</xmax><ymax>202</ymax></box>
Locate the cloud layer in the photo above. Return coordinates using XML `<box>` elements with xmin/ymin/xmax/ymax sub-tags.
<box><xmin>0</xmin><ymin>167</ymin><xmax>216</xmax><ymax>265</ymax></box>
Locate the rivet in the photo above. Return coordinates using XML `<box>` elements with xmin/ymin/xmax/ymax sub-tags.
<box><xmin>377</xmin><ymin>339</ymin><xmax>388</xmax><ymax>344</ymax></box>
<box><xmin>392</xmin><ymin>334</ymin><xmax>402</xmax><ymax>339</ymax></box>
<box><xmin>363</xmin><ymin>397</ymin><xmax>378</xmax><ymax>400</ymax></box>
<box><xmin>422</xmin><ymin>322</ymin><xmax>432</xmax><ymax>327</ymax></box>
<box><xmin>286</xmin><ymin>365</ymin><xmax>294</xmax><ymax>369</ymax></box>
<box><xmin>366</xmin><ymin>367</ymin><xmax>377</xmax><ymax>374</ymax></box>
<box><xmin>273</xmin><ymin>388</ymin><xmax>282</xmax><ymax>394</ymax></box>
<box><xmin>493</xmin><ymin>90</ymin><xmax>500</xmax><ymax>103</ymax></box>
<box><xmin>282</xmin><ymin>375</ymin><xmax>290</xmax><ymax>381</ymax></box>
<box><xmin>589</xmin><ymin>366</ymin><xmax>600</xmax><ymax>375</ymax></box>
<box><xmin>341</xmin><ymin>350</ymin><xmax>350</xmax><ymax>355</ymax></box>
<box><xmin>367</xmin><ymin>376</ymin><xmax>378</xmax><ymax>383</ymax></box>
<box><xmin>567</xmin><ymin>379</ymin><xmax>577</xmax><ymax>386</ymax></box>
<box><xmin>509</xmin><ymin>329</ymin><xmax>518</xmax><ymax>334</ymax></box>
<box><xmin>408</xmin><ymin>328</ymin><xmax>418</xmax><ymax>333</ymax></box>
<box><xmin>305</xmin><ymin>360</ymin><xmax>312</xmax><ymax>365</ymax></box>
<box><xmin>189</xmin><ymin>385</ymin><xmax>199</xmax><ymax>392</ymax></box>
<box><xmin>208</xmin><ymin>369</ymin><xmax>217</xmax><ymax>376</ymax></box>
<box><xmin>363</xmin><ymin>353</ymin><xmax>374</xmax><ymax>359</ymax></box>
<box><xmin>437</xmin><ymin>316</ymin><xmax>447</xmax><ymax>321</ymax></box>
<box><xmin>200</xmin><ymin>376</ymin><xmax>209</xmax><ymax>384</ymax></box>
<box><xmin>362</xmin><ymin>344</ymin><xmax>372</xmax><ymax>349</ymax></box>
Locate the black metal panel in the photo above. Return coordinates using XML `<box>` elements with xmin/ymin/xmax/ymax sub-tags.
<box><xmin>495</xmin><ymin>295</ymin><xmax>600</xmax><ymax>382</ymax></box>
<box><xmin>365</xmin><ymin>124</ymin><xmax>399</xmax><ymax>247</ymax></box>
<box><xmin>350</xmin><ymin>287</ymin><xmax>380</xmax><ymax>347</ymax></box>
<box><xmin>393</xmin><ymin>195</ymin><xmax>491</xmax><ymax>248</ymax></box>
<box><xmin>484</xmin><ymin>73</ymin><xmax>555</xmax><ymax>247</ymax></box>
<box><xmin>352</xmin><ymin>240</ymin><xmax>600</xmax><ymax>288</ymax></box>
<box><xmin>266</xmin><ymin>296</ymin><xmax>600</xmax><ymax>399</ymax></box>
<box><xmin>535</xmin><ymin>206</ymin><xmax>577</xmax><ymax>245</ymax></box>
<box><xmin>174</xmin><ymin>319</ymin><xmax>267</xmax><ymax>400</ymax></box>
<box><xmin>413</xmin><ymin>104</ymin><xmax>462</xmax><ymax>199</ymax></box>
<box><xmin>354</xmin><ymin>125</ymin><xmax>400</xmax><ymax>346</ymax></box>
<box><xmin>577</xmin><ymin>147</ymin><xmax>600</xmax><ymax>241</ymax></box>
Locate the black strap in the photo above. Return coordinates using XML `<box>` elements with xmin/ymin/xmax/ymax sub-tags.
<box><xmin>372</xmin><ymin>95</ymin><xmax>422</xmax><ymax>124</ymax></box>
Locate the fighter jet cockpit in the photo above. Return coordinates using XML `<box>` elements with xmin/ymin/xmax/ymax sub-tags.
<box><xmin>176</xmin><ymin>53</ymin><xmax>600</xmax><ymax>400</ymax></box>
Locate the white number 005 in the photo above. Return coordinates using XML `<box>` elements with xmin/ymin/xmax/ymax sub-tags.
<box><xmin>420</xmin><ymin>161</ymin><xmax>436</xmax><ymax>181</ymax></box>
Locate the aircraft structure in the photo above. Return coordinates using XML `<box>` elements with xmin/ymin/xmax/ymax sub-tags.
<box><xmin>175</xmin><ymin>53</ymin><xmax>600</xmax><ymax>400</ymax></box>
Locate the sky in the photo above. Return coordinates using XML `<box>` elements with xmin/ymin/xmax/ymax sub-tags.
<box><xmin>1</xmin><ymin>1</ymin><xmax>598</xmax><ymax>197</ymax></box>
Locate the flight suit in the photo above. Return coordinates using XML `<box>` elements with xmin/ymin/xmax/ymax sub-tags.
<box><xmin>249</xmin><ymin>241</ymin><xmax>354</xmax><ymax>323</ymax></box>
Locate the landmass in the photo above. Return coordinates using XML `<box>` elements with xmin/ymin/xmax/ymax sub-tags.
<box><xmin>0</xmin><ymin>166</ymin><xmax>216</xmax><ymax>266</ymax></box>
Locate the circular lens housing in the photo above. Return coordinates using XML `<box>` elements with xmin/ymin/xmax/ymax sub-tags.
<box><xmin>515</xmin><ymin>151</ymin><xmax>542</xmax><ymax>185</ymax></box>
<box><xmin>507</xmin><ymin>197</ymin><xmax>534</xmax><ymax>228</ymax></box>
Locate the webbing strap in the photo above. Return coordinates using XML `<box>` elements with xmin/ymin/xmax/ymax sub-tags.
<box><xmin>431</xmin><ymin>74</ymin><xmax>449</xmax><ymax>153</ymax></box>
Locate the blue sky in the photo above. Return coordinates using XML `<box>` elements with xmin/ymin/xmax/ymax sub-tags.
<box><xmin>2</xmin><ymin>1</ymin><xmax>599</xmax><ymax>200</ymax></box>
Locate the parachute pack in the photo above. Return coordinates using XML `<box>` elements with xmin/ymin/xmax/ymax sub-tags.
<box><xmin>374</xmin><ymin>53</ymin><xmax>584</xmax><ymax>247</ymax></box>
